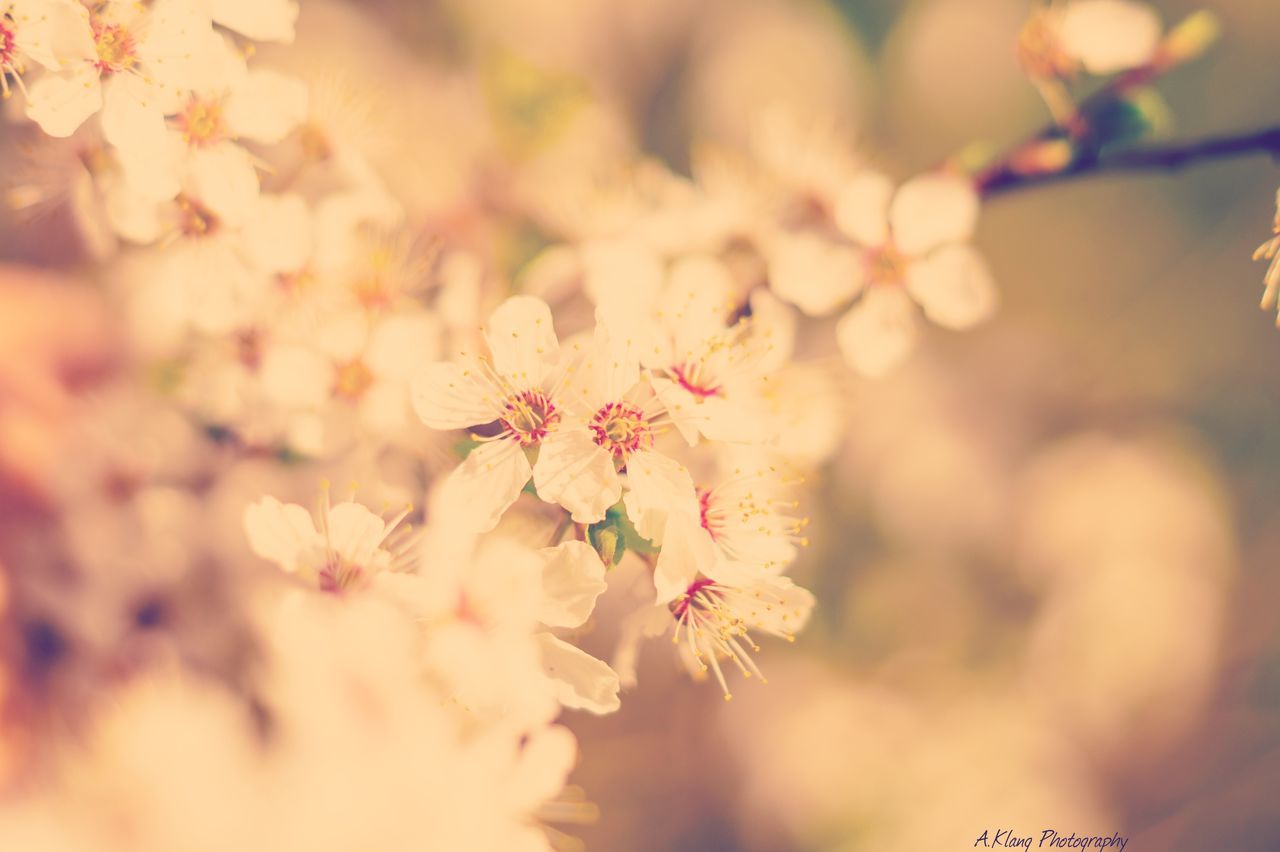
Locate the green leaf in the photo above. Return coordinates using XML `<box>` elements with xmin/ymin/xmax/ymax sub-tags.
<box><xmin>586</xmin><ymin>502</ymin><xmax>657</xmax><ymax>568</ymax></box>
<box><xmin>1085</xmin><ymin>89</ymin><xmax>1169</xmax><ymax>150</ymax></box>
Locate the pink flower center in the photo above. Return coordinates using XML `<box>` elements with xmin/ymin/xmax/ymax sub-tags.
<box><xmin>333</xmin><ymin>359</ymin><xmax>374</xmax><ymax>401</ymax></box>
<box><xmin>588</xmin><ymin>401</ymin><xmax>652</xmax><ymax>459</ymax></box>
<box><xmin>671</xmin><ymin>577</ymin><xmax>718</xmax><ymax>620</ymax></box>
<box><xmin>0</xmin><ymin>22</ymin><xmax>16</xmax><ymax>68</ymax></box>
<box><xmin>176</xmin><ymin>195</ymin><xmax>219</xmax><ymax>238</ymax></box>
<box><xmin>866</xmin><ymin>242</ymin><xmax>908</xmax><ymax>286</ymax></box>
<box><xmin>697</xmin><ymin>488</ymin><xmax>718</xmax><ymax>539</ymax></box>
<box><xmin>92</xmin><ymin>20</ymin><xmax>138</xmax><ymax>76</ymax></box>
<box><xmin>175</xmin><ymin>96</ymin><xmax>226</xmax><ymax>148</ymax></box>
<box><xmin>671</xmin><ymin>363</ymin><xmax>722</xmax><ymax>399</ymax></box>
<box><xmin>501</xmin><ymin>389</ymin><xmax>559</xmax><ymax>446</ymax></box>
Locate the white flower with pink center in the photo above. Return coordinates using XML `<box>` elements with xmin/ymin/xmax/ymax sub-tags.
<box><xmin>533</xmin><ymin>327</ymin><xmax>687</xmax><ymax>524</ymax></box>
<box><xmin>411</xmin><ymin>296</ymin><xmax>578</xmax><ymax>532</ymax></box>
<box><xmin>668</xmin><ymin>574</ymin><xmax>814</xmax><ymax>699</ymax></box>
<box><xmin>122</xmin><ymin>191</ymin><xmax>311</xmax><ymax>335</ymax></box>
<box><xmin>634</xmin><ymin>459</ymin><xmax>810</xmax><ymax>604</ymax></box>
<box><xmin>24</xmin><ymin>0</ymin><xmax>216</xmax><ymax>156</ymax></box>
<box><xmin>0</xmin><ymin>0</ymin><xmax>92</xmax><ymax>100</ymax></box>
<box><xmin>118</xmin><ymin>34</ymin><xmax>307</xmax><ymax>218</ymax></box>
<box><xmin>582</xmin><ymin>241</ymin><xmax>780</xmax><ymax>443</ymax></box>
<box><xmin>257</xmin><ymin>306</ymin><xmax>444</xmax><ymax>452</ymax></box>
<box><xmin>769</xmin><ymin>170</ymin><xmax>998</xmax><ymax>377</ymax></box>
<box><xmin>243</xmin><ymin>490</ymin><xmax>415</xmax><ymax>594</ymax></box>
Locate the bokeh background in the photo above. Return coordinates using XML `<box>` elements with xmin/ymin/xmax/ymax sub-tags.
<box><xmin>3</xmin><ymin>1</ymin><xmax>1279</xmax><ymax>850</ymax></box>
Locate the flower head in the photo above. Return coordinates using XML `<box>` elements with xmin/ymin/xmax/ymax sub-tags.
<box><xmin>769</xmin><ymin>170</ymin><xmax>998</xmax><ymax>376</ymax></box>
<box><xmin>669</xmin><ymin>575</ymin><xmax>814</xmax><ymax>699</ymax></box>
<box><xmin>243</xmin><ymin>488</ymin><xmax>415</xmax><ymax>593</ymax></box>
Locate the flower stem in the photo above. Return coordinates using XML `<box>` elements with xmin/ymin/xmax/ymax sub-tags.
<box><xmin>979</xmin><ymin>125</ymin><xmax>1280</xmax><ymax>198</ymax></box>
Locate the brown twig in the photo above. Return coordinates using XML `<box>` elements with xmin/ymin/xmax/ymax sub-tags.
<box><xmin>979</xmin><ymin>125</ymin><xmax>1280</xmax><ymax>198</ymax></box>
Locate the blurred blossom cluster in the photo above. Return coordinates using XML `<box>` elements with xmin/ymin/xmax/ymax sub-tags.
<box><xmin>0</xmin><ymin>0</ymin><xmax>1276</xmax><ymax>850</ymax></box>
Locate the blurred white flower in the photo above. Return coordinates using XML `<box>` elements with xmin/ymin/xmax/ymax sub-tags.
<box><xmin>770</xmin><ymin>170</ymin><xmax>997</xmax><ymax>376</ymax></box>
<box><xmin>582</xmin><ymin>241</ymin><xmax>780</xmax><ymax>443</ymax></box>
<box><xmin>24</xmin><ymin>0</ymin><xmax>215</xmax><ymax>155</ymax></box>
<box><xmin>120</xmin><ymin>34</ymin><xmax>307</xmax><ymax>218</ymax></box>
<box><xmin>1018</xmin><ymin>0</ymin><xmax>1162</xmax><ymax>80</ymax></box>
<box><xmin>0</xmin><ymin>0</ymin><xmax>92</xmax><ymax>99</ymax></box>
<box><xmin>243</xmin><ymin>489</ymin><xmax>415</xmax><ymax>592</ymax></box>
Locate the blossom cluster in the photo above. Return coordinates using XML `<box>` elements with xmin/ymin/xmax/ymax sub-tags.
<box><xmin>0</xmin><ymin>0</ymin><xmax>1244</xmax><ymax>848</ymax></box>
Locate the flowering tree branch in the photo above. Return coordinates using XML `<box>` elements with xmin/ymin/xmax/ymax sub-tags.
<box><xmin>979</xmin><ymin>124</ymin><xmax>1280</xmax><ymax>198</ymax></box>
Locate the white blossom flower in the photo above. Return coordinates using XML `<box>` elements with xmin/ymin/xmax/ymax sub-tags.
<box><xmin>410</xmin><ymin>296</ymin><xmax>576</xmax><ymax>532</ymax></box>
<box><xmin>0</xmin><ymin>0</ymin><xmax>93</xmax><ymax>100</ymax></box>
<box><xmin>391</xmin><ymin>529</ymin><xmax>620</xmax><ymax>720</ymax></box>
<box><xmin>619</xmin><ymin>574</ymin><xmax>814</xmax><ymax>700</ymax></box>
<box><xmin>533</xmin><ymin>327</ymin><xmax>693</xmax><ymax>524</ymax></box>
<box><xmin>581</xmin><ymin>241</ymin><xmax>778</xmax><ymax>442</ymax></box>
<box><xmin>24</xmin><ymin>0</ymin><xmax>216</xmax><ymax>155</ymax></box>
<box><xmin>243</xmin><ymin>490</ymin><xmax>415</xmax><ymax>593</ymax></box>
<box><xmin>121</xmin><ymin>190</ymin><xmax>310</xmax><ymax>337</ymax></box>
<box><xmin>1018</xmin><ymin>0</ymin><xmax>1162</xmax><ymax>80</ymax></box>
<box><xmin>259</xmin><ymin>307</ymin><xmax>444</xmax><ymax>447</ymax></box>
<box><xmin>769</xmin><ymin>170</ymin><xmax>998</xmax><ymax>377</ymax></box>
<box><xmin>636</xmin><ymin>459</ymin><xmax>809</xmax><ymax>604</ymax></box>
<box><xmin>119</xmin><ymin>34</ymin><xmax>308</xmax><ymax>216</ymax></box>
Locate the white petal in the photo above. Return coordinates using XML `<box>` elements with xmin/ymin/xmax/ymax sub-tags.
<box><xmin>560</xmin><ymin>325</ymin><xmax>640</xmax><ymax>415</ymax></box>
<box><xmin>532</xmin><ymin>427</ymin><xmax>619</xmax><ymax>524</ymax></box>
<box><xmin>538</xmin><ymin>540</ymin><xmax>608</xmax><ymax>629</ymax></box>
<box><xmin>612</xmin><ymin>604</ymin><xmax>672</xmax><ymax>688</ymax></box>
<box><xmin>484</xmin><ymin>295</ymin><xmax>560</xmax><ymax>389</ymax></box>
<box><xmin>410</xmin><ymin>361</ymin><xmax>503</xmax><ymax>430</ymax></box>
<box><xmin>365</xmin><ymin>312</ymin><xmax>443</xmax><ymax>380</ymax></box>
<box><xmin>622</xmin><ymin>449</ymin><xmax>699</xmax><ymax>545</ymax></box>
<box><xmin>440</xmin><ymin>438</ymin><xmax>532</xmax><ymax>533</ymax></box>
<box><xmin>136</xmin><ymin>0</ymin><xmax>216</xmax><ymax>89</ymax></box>
<box><xmin>507</xmin><ymin>724</ymin><xmax>577</xmax><ymax>812</ymax></box>
<box><xmin>536</xmin><ymin>632</ymin><xmax>621</xmax><ymax>714</ymax></box>
<box><xmin>11</xmin><ymin>0</ymin><xmax>95</xmax><ymax>70</ymax></box>
<box><xmin>224</xmin><ymin>69</ymin><xmax>308</xmax><ymax>143</ymax></box>
<box><xmin>100</xmin><ymin>76</ymin><xmax>168</xmax><ymax>158</ymax></box>
<box><xmin>905</xmin><ymin>244</ymin><xmax>999</xmax><ymax>330</ymax></box>
<box><xmin>652</xmin><ymin>512</ymin><xmax>718</xmax><ymax>604</ymax></box>
<box><xmin>259</xmin><ymin>344</ymin><xmax>331</xmax><ymax>408</ymax></box>
<box><xmin>103</xmin><ymin>179</ymin><xmax>164</xmax><ymax>244</ymax></box>
<box><xmin>241</xmin><ymin>192</ymin><xmax>310</xmax><ymax>273</ymax></box>
<box><xmin>243</xmin><ymin>496</ymin><xmax>318</xmax><ymax>571</ymax></box>
<box><xmin>188</xmin><ymin>143</ymin><xmax>259</xmax><ymax>227</ymax></box>
<box><xmin>665</xmin><ymin>254</ymin><xmax>735</xmax><ymax>356</ymax></box>
<box><xmin>889</xmin><ymin>172</ymin><xmax>980</xmax><ymax>257</ymax></box>
<box><xmin>835</xmin><ymin>287</ymin><xmax>919</xmax><ymax>378</ymax></box>
<box><xmin>737</xmin><ymin>576</ymin><xmax>816</xmax><ymax>635</ymax></box>
<box><xmin>648</xmin><ymin>377</ymin><xmax>702</xmax><ymax>445</ymax></box>
<box><xmin>210</xmin><ymin>0</ymin><xmax>299</xmax><ymax>43</ymax></box>
<box><xmin>767</xmin><ymin>232</ymin><xmax>864</xmax><ymax>317</ymax></box>
<box><xmin>833</xmin><ymin>170</ymin><xmax>894</xmax><ymax>246</ymax></box>
<box><xmin>1060</xmin><ymin>0</ymin><xmax>1162</xmax><ymax>74</ymax></box>
<box><xmin>580</xmin><ymin>239</ymin><xmax>663</xmax><ymax>334</ymax></box>
<box><xmin>23</xmin><ymin>65</ymin><xmax>102</xmax><ymax>138</ymax></box>
<box><xmin>116</xmin><ymin>133</ymin><xmax>184</xmax><ymax>203</ymax></box>
<box><xmin>325</xmin><ymin>502</ymin><xmax>387</xmax><ymax>568</ymax></box>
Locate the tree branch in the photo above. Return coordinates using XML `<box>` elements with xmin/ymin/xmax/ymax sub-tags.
<box><xmin>979</xmin><ymin>126</ymin><xmax>1280</xmax><ymax>198</ymax></box>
